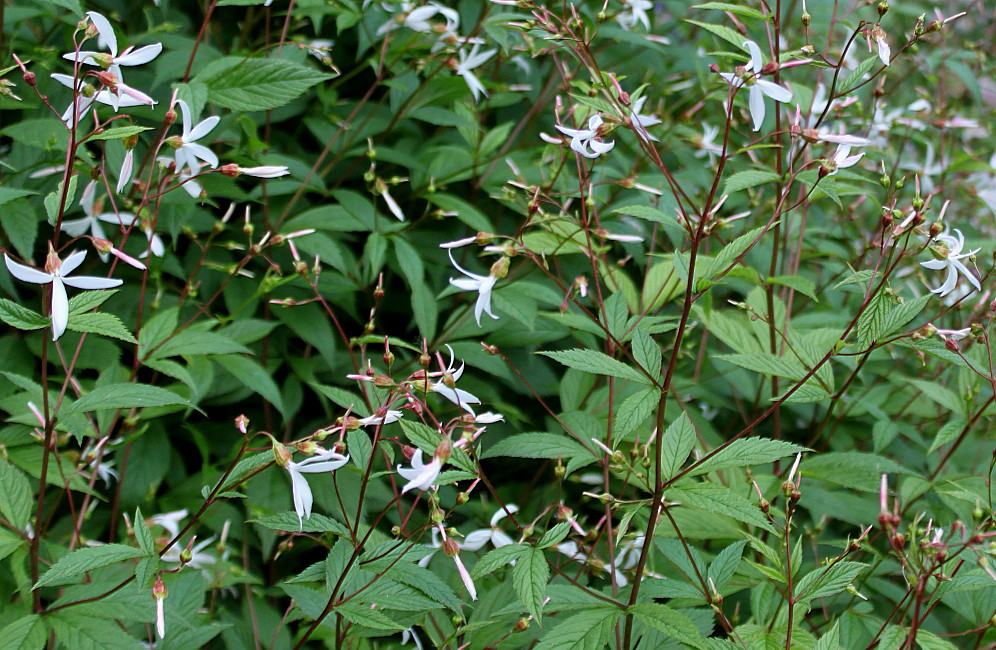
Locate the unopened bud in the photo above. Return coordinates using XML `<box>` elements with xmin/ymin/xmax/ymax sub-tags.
<box><xmin>877</xmin><ymin>1</ymin><xmax>888</xmax><ymax>17</ymax></box>
<box><xmin>372</xmin><ymin>374</ymin><xmax>396</xmax><ymax>388</ymax></box>
<box><xmin>443</xmin><ymin>537</ymin><xmax>460</xmax><ymax>556</ymax></box>
<box><xmin>801</xmin><ymin>10</ymin><xmax>811</xmax><ymax>26</ymax></box>
<box><xmin>271</xmin><ymin>438</ymin><xmax>292</xmax><ymax>468</ymax></box>
<box><xmin>434</xmin><ymin>437</ymin><xmax>452</xmax><ymax>463</ymax></box>
<box><xmin>23</xmin><ymin>70</ymin><xmax>36</xmax><ymax>86</ymax></box>
<box><xmin>455</xmin><ymin>491</ymin><xmax>469</xmax><ymax>505</ymax></box>
<box><xmin>165</xmin><ymin>108</ymin><xmax>177</xmax><ymax>125</ymax></box>
<box><xmin>928</xmin><ymin>222</ymin><xmax>942</xmax><ymax>238</ymax></box>
<box><xmin>513</xmin><ymin>617</ymin><xmax>531</xmax><ymax>632</ymax></box>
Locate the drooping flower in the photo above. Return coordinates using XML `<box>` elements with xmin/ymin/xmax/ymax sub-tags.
<box><xmin>719</xmin><ymin>40</ymin><xmax>793</xmax><ymax>132</ymax></box>
<box><xmin>168</xmin><ymin>100</ymin><xmax>220</xmax><ymax>175</ymax></box>
<box><xmin>455</xmin><ymin>43</ymin><xmax>497</xmax><ymax>102</ymax></box>
<box><xmin>920</xmin><ymin>228</ymin><xmax>981</xmax><ymax>297</ymax></box>
<box><xmin>438</xmin><ymin>524</ymin><xmax>477</xmax><ymax>600</ymax></box>
<box><xmin>461</xmin><ymin>504</ymin><xmax>519</xmax><ymax>552</ymax></box>
<box><xmin>153</xmin><ymin>576</ymin><xmax>167</xmax><ymax>640</ymax></box>
<box><xmin>425</xmin><ymin>345</ymin><xmax>483</xmax><ymax>414</ymax></box>
<box><xmin>397</xmin><ymin>448</ymin><xmax>442</xmax><ymax>493</ymax></box>
<box><xmin>871</xmin><ymin>26</ymin><xmax>890</xmax><ymax>66</ymax></box>
<box><xmin>554</xmin><ymin>115</ymin><xmax>616</xmax><ymax>158</ymax></box>
<box><xmin>222</xmin><ymin>165</ymin><xmax>290</xmax><ymax>178</ymax></box>
<box><xmin>4</xmin><ymin>248</ymin><xmax>123</xmax><ymax>341</ymax></box>
<box><xmin>446</xmin><ymin>250</ymin><xmax>499</xmax><ymax>326</ymax></box>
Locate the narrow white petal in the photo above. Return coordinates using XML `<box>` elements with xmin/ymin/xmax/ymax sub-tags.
<box><xmin>289</xmin><ymin>468</ymin><xmax>313</xmax><ymax>526</ymax></box>
<box><xmin>183</xmin><ymin>142</ymin><xmax>219</xmax><ymax>169</ymax></box>
<box><xmin>743</xmin><ymin>40</ymin><xmax>763</xmax><ymax>72</ymax></box>
<box><xmin>461</xmin><ymin>530</ymin><xmax>492</xmax><ymax>552</ymax></box>
<box><xmin>748</xmin><ymin>86</ymin><xmax>766</xmax><ymax>132</ymax></box>
<box><xmin>757</xmin><ymin>80</ymin><xmax>792</xmax><ymax>104</ymax></box>
<box><xmin>60</xmin><ymin>250</ymin><xmax>88</xmax><ymax>276</ymax></box>
<box><xmin>115</xmin><ymin>43</ymin><xmax>163</xmax><ymax>66</ymax></box>
<box><xmin>490</xmin><ymin>504</ymin><xmax>518</xmax><ymax>526</ymax></box>
<box><xmin>51</xmin><ymin>278</ymin><xmax>69</xmax><ymax>341</ymax></box>
<box><xmin>86</xmin><ymin>11</ymin><xmax>118</xmax><ymax>57</ymax></box>
<box><xmin>3</xmin><ymin>254</ymin><xmax>52</xmax><ymax>284</ymax></box>
<box><xmin>187</xmin><ymin>115</ymin><xmax>220</xmax><ymax>143</ymax></box>
<box><xmin>61</xmin><ymin>276</ymin><xmax>123</xmax><ymax>290</ymax></box>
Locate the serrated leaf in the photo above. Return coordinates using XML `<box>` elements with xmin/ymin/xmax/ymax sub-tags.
<box><xmin>82</xmin><ymin>126</ymin><xmax>153</xmax><ymax>143</ymax></box>
<box><xmin>133</xmin><ymin>507</ymin><xmax>154</xmax><ymax>556</ymax></box>
<box><xmin>832</xmin><ymin>269</ymin><xmax>875</xmax><ymax>290</ymax></box>
<box><xmin>928</xmin><ymin>417</ymin><xmax>966</xmax><ymax>454</ymax></box>
<box><xmin>615</xmin><ymin>388</ymin><xmax>659</xmax><ymax>438</ymax></box>
<box><xmin>532</xmin><ymin>608</ymin><xmax>619</xmax><ymax>650</ymax></box>
<box><xmin>839</xmin><ymin>56</ymin><xmax>880</xmax><ymax>94</ymax></box>
<box><xmin>629</xmin><ymin>603</ymin><xmax>707</xmax><ymax>648</ymax></box>
<box><xmin>148</xmin><ymin>330</ymin><xmax>251</xmax><ymax>360</ymax></box>
<box><xmin>61</xmin><ymin>383</ymin><xmax>189</xmax><ymax>415</ymax></box>
<box><xmin>708</xmin><ymin>540</ymin><xmax>747</xmax><ymax>591</ymax></box>
<box><xmin>336</xmin><ymin>601</ymin><xmax>407</xmax><ymax>630</ymax></box>
<box><xmin>312</xmin><ymin>383</ymin><xmax>370</xmax><ymax>418</ymax></box>
<box><xmin>670</xmin><ymin>483</ymin><xmax>776</xmax><ymax>533</ymax></box>
<box><xmin>66</xmin><ymin>311</ymin><xmax>138</xmax><ymax>343</ymax></box>
<box><xmin>252</xmin><ymin>512</ymin><xmax>350</xmax><ymax>536</ymax></box>
<box><xmin>472</xmin><ymin>544</ymin><xmax>527</xmax><ymax>578</ymax></box>
<box><xmin>513</xmin><ymin>546</ymin><xmax>548</xmax><ymax>623</ymax></box>
<box><xmin>68</xmin><ymin>289</ymin><xmax>119</xmax><ymax>315</ymax></box>
<box><xmin>36</xmin><ymin>544</ymin><xmax>146</xmax><ymax>588</ymax></box>
<box><xmin>0</xmin><ymin>614</ymin><xmax>47</xmax><ymax>650</ymax></box>
<box><xmin>903</xmin><ymin>378</ymin><xmax>964</xmax><ymax>415</ymax></box>
<box><xmin>377</xmin><ymin>560</ymin><xmax>462</xmax><ymax>612</ymax></box>
<box><xmin>722</xmin><ymin>170</ymin><xmax>781</xmax><ymax>196</ymax></box>
<box><xmin>661</xmin><ymin>413</ymin><xmax>696</xmax><ymax>480</ymax></box>
<box><xmin>802</xmin><ymin>451</ymin><xmax>914</xmax><ymax>492</ymax></box>
<box><xmin>688</xmin><ymin>438</ymin><xmax>809</xmax><ymax>476</ymax></box>
<box><xmin>631</xmin><ymin>329</ymin><xmax>662</xmax><ymax>381</ymax></box>
<box><xmin>536</xmin><ymin>522</ymin><xmax>572</xmax><ymax>549</ymax></box>
<box><xmin>693</xmin><ymin>2</ymin><xmax>767</xmax><ymax>19</ymax></box>
<box><xmin>0</xmin><ymin>460</ymin><xmax>32</xmax><ymax>531</ymax></box>
<box><xmin>481</xmin><ymin>433</ymin><xmax>591</xmax><ymax>469</ymax></box>
<box><xmin>0</xmin><ymin>298</ymin><xmax>49</xmax><ymax>330</ymax></box>
<box><xmin>716</xmin><ymin>352</ymin><xmax>806</xmax><ymax>380</ymax></box>
<box><xmin>539</xmin><ymin>349</ymin><xmax>651</xmax><ymax>385</ymax></box>
<box><xmin>704</xmin><ymin>225</ymin><xmax>770</xmax><ymax>288</ymax></box>
<box><xmin>612</xmin><ymin>205</ymin><xmax>684</xmax><ymax>238</ymax></box>
<box><xmin>198</xmin><ymin>58</ymin><xmax>334</xmax><ymax>111</ymax></box>
<box><xmin>794</xmin><ymin>561</ymin><xmax>866</xmax><ymax>603</ymax></box>
<box><xmin>685</xmin><ymin>19</ymin><xmax>750</xmax><ymax>52</ymax></box>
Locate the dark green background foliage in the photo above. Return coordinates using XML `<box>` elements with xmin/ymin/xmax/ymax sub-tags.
<box><xmin>0</xmin><ymin>0</ymin><xmax>993</xmax><ymax>648</ymax></box>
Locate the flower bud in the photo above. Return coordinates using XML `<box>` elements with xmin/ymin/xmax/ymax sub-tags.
<box><xmin>270</xmin><ymin>438</ymin><xmax>292</xmax><ymax>468</ymax></box>
<box><xmin>877</xmin><ymin>1</ymin><xmax>888</xmax><ymax>17</ymax></box>
<box><xmin>513</xmin><ymin>617</ymin><xmax>531</xmax><ymax>632</ymax></box>
<box><xmin>801</xmin><ymin>9</ymin><xmax>811</xmax><ymax>26</ymax></box>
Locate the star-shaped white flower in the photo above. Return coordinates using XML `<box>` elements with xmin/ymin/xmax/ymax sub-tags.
<box><xmin>64</xmin><ymin>12</ymin><xmax>163</xmax><ymax>71</ymax></box>
<box><xmin>554</xmin><ymin>115</ymin><xmax>616</xmax><ymax>158</ymax></box>
<box><xmin>630</xmin><ymin>96</ymin><xmax>661</xmax><ymax>143</ymax></box>
<box><xmin>719</xmin><ymin>40</ymin><xmax>793</xmax><ymax>132</ymax></box>
<box><xmin>425</xmin><ymin>345</ymin><xmax>483</xmax><ymax>414</ymax></box>
<box><xmin>824</xmin><ymin>144</ymin><xmax>864</xmax><ymax>175</ymax></box>
<box><xmin>871</xmin><ymin>26</ymin><xmax>890</xmax><ymax>67</ymax></box>
<box><xmin>616</xmin><ymin>0</ymin><xmax>653</xmax><ymax>30</ymax></box>
<box><xmin>285</xmin><ymin>449</ymin><xmax>350</xmax><ymax>528</ymax></box>
<box><xmin>51</xmin><ymin>73</ymin><xmax>150</xmax><ymax>125</ymax></box>
<box><xmin>920</xmin><ymin>229</ymin><xmax>981</xmax><ymax>297</ymax></box>
<box><xmin>397</xmin><ymin>448</ymin><xmax>442</xmax><ymax>493</ymax></box>
<box><xmin>170</xmin><ymin>99</ymin><xmax>220</xmax><ymax>174</ymax></box>
<box><xmin>461</xmin><ymin>504</ymin><xmax>519</xmax><ymax>552</ymax></box>
<box><xmin>455</xmin><ymin>43</ymin><xmax>496</xmax><ymax>102</ymax></box>
<box><xmin>447</xmin><ymin>249</ymin><xmax>499</xmax><ymax>326</ymax></box>
<box><xmin>5</xmin><ymin>249</ymin><xmax>123</xmax><ymax>341</ymax></box>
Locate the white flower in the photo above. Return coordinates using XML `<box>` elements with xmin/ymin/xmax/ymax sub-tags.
<box><xmin>694</xmin><ymin>123</ymin><xmax>723</xmax><ymax>163</ymax></box>
<box><xmin>629</xmin><ymin>96</ymin><xmax>661</xmax><ymax>143</ymax></box>
<box><xmin>461</xmin><ymin>504</ymin><xmax>519</xmax><ymax>552</ymax></box>
<box><xmin>357</xmin><ymin>410</ymin><xmax>403</xmax><ymax>427</ymax></box>
<box><xmin>96</xmin><ymin>211</ymin><xmax>165</xmax><ymax>259</ymax></box>
<box><xmin>4</xmin><ymin>249</ymin><xmax>122</xmax><ymax>341</ymax></box>
<box><xmin>474</xmin><ymin>412</ymin><xmax>504</xmax><ymax>424</ymax></box>
<box><xmin>447</xmin><ymin>250</ymin><xmax>499</xmax><ymax>326</ymax></box>
<box><xmin>815</xmin><ymin>129</ymin><xmax>871</xmax><ymax>147</ymax></box>
<box><xmin>285</xmin><ymin>449</ymin><xmax>350</xmax><ymax>528</ymax></box>
<box><xmin>920</xmin><ymin>229</ymin><xmax>981</xmax><ymax>297</ymax></box>
<box><xmin>65</xmin><ymin>12</ymin><xmax>163</xmax><ymax>71</ymax></box>
<box><xmin>824</xmin><ymin>145</ymin><xmax>864</xmax><ymax>175</ymax></box>
<box><xmin>612</xmin><ymin>534</ymin><xmax>646</xmax><ymax>586</ymax></box>
<box><xmin>871</xmin><ymin>26</ymin><xmax>890</xmax><ymax>67</ymax></box>
<box><xmin>161</xmin><ymin>535</ymin><xmax>217</xmax><ymax>569</ymax></box>
<box><xmin>232</xmin><ymin>165</ymin><xmax>290</xmax><ymax>178</ymax></box>
<box><xmin>62</xmin><ymin>181</ymin><xmax>115</xmax><ymax>256</ymax></box>
<box><xmin>381</xmin><ymin>186</ymin><xmax>405</xmax><ymax>221</ymax></box>
<box><xmin>397</xmin><ymin>449</ymin><xmax>442</xmax><ymax>493</ymax></box>
<box><xmin>117</xmin><ymin>149</ymin><xmax>135</xmax><ymax>194</ymax></box>
<box><xmin>170</xmin><ymin>100</ymin><xmax>220</xmax><ymax>174</ymax></box>
<box><xmin>51</xmin><ymin>73</ymin><xmax>149</xmax><ymax>125</ymax></box>
<box><xmin>401</xmin><ymin>628</ymin><xmax>424</xmax><ymax>650</ymax></box>
<box><xmin>377</xmin><ymin>1</ymin><xmax>459</xmax><ymax>35</ymax></box>
<box><xmin>719</xmin><ymin>40</ymin><xmax>793</xmax><ymax>132</ymax></box>
<box><xmin>616</xmin><ymin>0</ymin><xmax>653</xmax><ymax>30</ymax></box>
<box><xmin>554</xmin><ymin>115</ymin><xmax>616</xmax><ymax>158</ymax></box>
<box><xmin>426</xmin><ymin>345</ymin><xmax>483</xmax><ymax>414</ymax></box>
<box><xmin>455</xmin><ymin>43</ymin><xmax>496</xmax><ymax>102</ymax></box>
<box><xmin>149</xmin><ymin>509</ymin><xmax>189</xmax><ymax>540</ymax></box>
<box><xmin>417</xmin><ymin>527</ymin><xmax>443</xmax><ymax>568</ymax></box>
<box><xmin>155</xmin><ymin>595</ymin><xmax>166</xmax><ymax>639</ymax></box>
<box><xmin>436</xmin><ymin>524</ymin><xmax>477</xmax><ymax>600</ymax></box>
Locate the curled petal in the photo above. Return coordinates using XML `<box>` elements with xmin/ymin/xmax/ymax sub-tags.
<box><xmin>86</xmin><ymin>11</ymin><xmax>118</xmax><ymax>57</ymax></box>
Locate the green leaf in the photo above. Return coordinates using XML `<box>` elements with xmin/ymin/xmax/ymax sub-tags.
<box><xmin>68</xmin><ymin>289</ymin><xmax>118</xmax><ymax>314</ymax></box>
<box><xmin>0</xmin><ymin>460</ymin><xmax>31</xmax><ymax>531</ymax></box>
<box><xmin>0</xmin><ymin>614</ymin><xmax>47</xmax><ymax>650</ymax></box>
<box><xmin>0</xmin><ymin>299</ymin><xmax>49</xmax><ymax>331</ymax></box>
<box><xmin>631</xmin><ymin>329</ymin><xmax>662</xmax><ymax>382</ymax></box>
<box><xmin>839</xmin><ymin>56</ymin><xmax>881</xmax><ymax>94</ymax></box>
<box><xmin>722</xmin><ymin>170</ymin><xmax>781</xmax><ymax>196</ymax></box>
<box><xmin>513</xmin><ymin>546</ymin><xmax>548</xmax><ymax>623</ymax></box>
<box><xmin>537</xmin><ymin>522</ymin><xmax>572</xmax><ymax>549</ymax></box>
<box><xmin>198</xmin><ymin>58</ymin><xmax>334</xmax><ymax>112</ymax></box>
<box><xmin>802</xmin><ymin>452</ymin><xmax>914</xmax><ymax>492</ymax></box>
<box><xmin>66</xmin><ymin>312</ymin><xmax>138</xmax><ymax>343</ymax></box>
<box><xmin>928</xmin><ymin>417</ymin><xmax>966</xmax><ymax>454</ymax></box>
<box><xmin>615</xmin><ymin>388</ymin><xmax>659</xmax><ymax>439</ymax></box>
<box><xmin>693</xmin><ymin>2</ymin><xmax>767</xmax><ymax>19</ymax></box>
<box><xmin>688</xmin><ymin>439</ymin><xmax>809</xmax><ymax>477</ymax></box>
<box><xmin>374</xmin><ymin>560</ymin><xmax>462</xmax><ymax>612</ymax></box>
<box><xmin>0</xmin><ymin>188</ymin><xmax>37</xmax><ymax>206</ymax></box>
<box><xmin>794</xmin><ymin>561</ymin><xmax>866</xmax><ymax>603</ymax></box>
<box><xmin>36</xmin><ymin>0</ymin><xmax>83</xmax><ymax>18</ymax></box>
<box><xmin>2</xmin><ymin>199</ymin><xmax>39</xmax><ymax>260</ymax></box>
<box><xmin>81</xmin><ymin>126</ymin><xmax>153</xmax><ymax>143</ymax></box>
<box><xmin>252</xmin><ymin>512</ymin><xmax>350</xmax><ymax>536</ymax></box>
<box><xmin>61</xmin><ymin>383</ymin><xmax>190</xmax><ymax>415</ymax></box>
<box><xmin>48</xmin><ymin>611</ymin><xmax>143</xmax><ymax>650</ymax></box>
<box><xmin>703</xmin><ymin>225</ymin><xmax>770</xmax><ymax>287</ymax></box>
<box><xmin>685</xmin><ymin>19</ymin><xmax>750</xmax><ymax>52</ymax></box>
<box><xmin>472</xmin><ymin>544</ymin><xmax>527</xmax><ymax>578</ymax></box>
<box><xmin>147</xmin><ymin>330</ymin><xmax>251</xmax><ymax>360</ymax></box>
<box><xmin>612</xmin><ymin>205</ymin><xmax>685</xmax><ymax>238</ymax></box>
<box><xmin>532</xmin><ymin>608</ymin><xmax>619</xmax><ymax>650</ymax></box>
<box><xmin>133</xmin><ymin>507</ymin><xmax>155</xmax><ymax>556</ymax></box>
<box><xmin>767</xmin><ymin>275</ymin><xmax>818</xmax><ymax>302</ymax></box>
<box><xmin>43</xmin><ymin>175</ymin><xmax>78</xmax><ymax>224</ymax></box>
<box><xmin>398</xmin><ymin>419</ymin><xmax>474</xmax><ymax>473</ymax></box>
<box><xmin>539</xmin><ymin>349</ymin><xmax>651</xmax><ymax>385</ymax></box>
<box><xmin>669</xmin><ymin>483</ymin><xmax>776</xmax><ymax>532</ymax></box>
<box><xmin>708</xmin><ymin>540</ymin><xmax>747</xmax><ymax>591</ymax></box>
<box><xmin>716</xmin><ymin>352</ymin><xmax>806</xmax><ymax>380</ymax></box>
<box><xmin>482</xmin><ymin>433</ymin><xmax>592</xmax><ymax>474</ymax></box>
<box><xmin>36</xmin><ymin>544</ymin><xmax>146</xmax><ymax>588</ymax></box>
<box><xmin>629</xmin><ymin>603</ymin><xmax>707</xmax><ymax>648</ymax></box>
<box><xmin>661</xmin><ymin>413</ymin><xmax>696</xmax><ymax>480</ymax></box>
<box><xmin>215</xmin><ymin>355</ymin><xmax>287</xmax><ymax>417</ymax></box>
<box><xmin>903</xmin><ymin>378</ymin><xmax>965</xmax><ymax>415</ymax></box>
<box><xmin>336</xmin><ymin>601</ymin><xmax>406</xmax><ymax>631</ymax></box>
